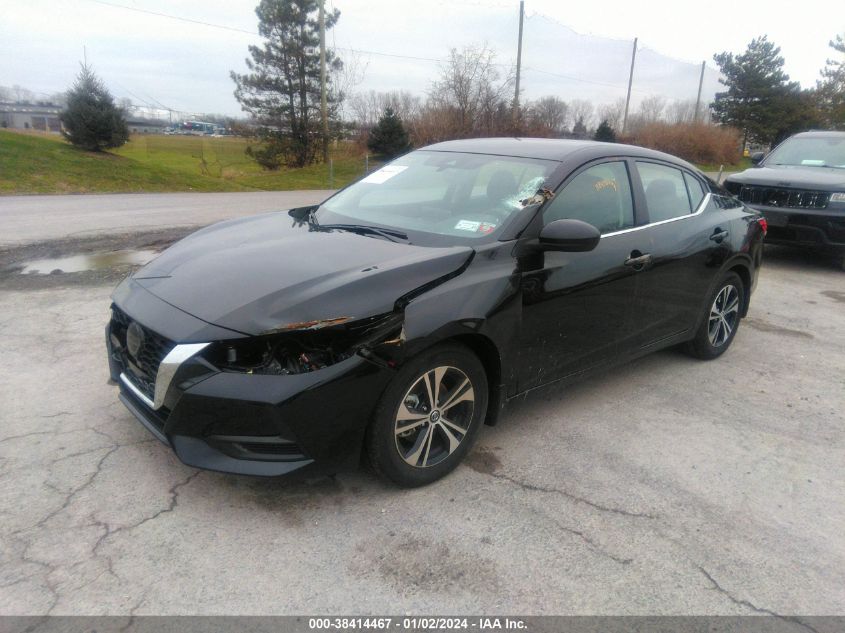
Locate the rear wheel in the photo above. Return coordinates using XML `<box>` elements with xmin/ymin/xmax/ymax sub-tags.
<box><xmin>366</xmin><ymin>343</ymin><xmax>487</xmax><ymax>487</ymax></box>
<box><xmin>685</xmin><ymin>272</ymin><xmax>744</xmax><ymax>360</ymax></box>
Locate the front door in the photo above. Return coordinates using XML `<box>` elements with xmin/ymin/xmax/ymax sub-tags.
<box><xmin>515</xmin><ymin>160</ymin><xmax>649</xmax><ymax>391</ymax></box>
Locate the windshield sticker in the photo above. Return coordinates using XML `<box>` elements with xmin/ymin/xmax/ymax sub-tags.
<box><xmin>477</xmin><ymin>223</ymin><xmax>497</xmax><ymax>234</ymax></box>
<box><xmin>361</xmin><ymin>165</ymin><xmax>408</xmax><ymax>184</ymax></box>
<box><xmin>455</xmin><ymin>220</ymin><xmax>481</xmax><ymax>231</ymax></box>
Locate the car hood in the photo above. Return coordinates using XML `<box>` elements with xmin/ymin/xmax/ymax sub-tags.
<box><xmin>726</xmin><ymin>166</ymin><xmax>845</xmax><ymax>190</ymax></box>
<box><xmin>131</xmin><ymin>212</ymin><xmax>474</xmax><ymax>336</ymax></box>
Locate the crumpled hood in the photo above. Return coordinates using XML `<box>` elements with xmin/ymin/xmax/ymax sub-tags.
<box><xmin>727</xmin><ymin>166</ymin><xmax>845</xmax><ymax>190</ymax></box>
<box><xmin>132</xmin><ymin>212</ymin><xmax>474</xmax><ymax>336</ymax></box>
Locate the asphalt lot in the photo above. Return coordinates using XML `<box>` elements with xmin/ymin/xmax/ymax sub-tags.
<box><xmin>0</xmin><ymin>191</ymin><xmax>332</xmax><ymax>247</ymax></box>
<box><xmin>0</xmin><ymin>212</ymin><xmax>843</xmax><ymax>616</ymax></box>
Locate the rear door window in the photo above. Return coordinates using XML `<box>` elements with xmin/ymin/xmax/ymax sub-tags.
<box><xmin>636</xmin><ymin>162</ymin><xmax>693</xmax><ymax>222</ymax></box>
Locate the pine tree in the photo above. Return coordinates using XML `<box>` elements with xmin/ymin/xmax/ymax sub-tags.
<box><xmin>367</xmin><ymin>108</ymin><xmax>411</xmax><ymax>158</ymax></box>
<box><xmin>231</xmin><ymin>0</ymin><xmax>342</xmax><ymax>169</ymax></box>
<box><xmin>60</xmin><ymin>64</ymin><xmax>129</xmax><ymax>151</ymax></box>
<box><xmin>711</xmin><ymin>36</ymin><xmax>801</xmax><ymax>146</ymax></box>
<box><xmin>817</xmin><ymin>35</ymin><xmax>845</xmax><ymax>130</ymax></box>
<box><xmin>571</xmin><ymin>116</ymin><xmax>588</xmax><ymax>139</ymax></box>
<box><xmin>593</xmin><ymin>119</ymin><xmax>616</xmax><ymax>142</ymax></box>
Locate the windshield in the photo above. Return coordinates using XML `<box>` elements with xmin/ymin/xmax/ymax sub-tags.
<box><xmin>765</xmin><ymin>136</ymin><xmax>845</xmax><ymax>169</ymax></box>
<box><xmin>317</xmin><ymin>150</ymin><xmax>558</xmax><ymax>244</ymax></box>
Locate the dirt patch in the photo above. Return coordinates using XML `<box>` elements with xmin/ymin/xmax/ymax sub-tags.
<box><xmin>0</xmin><ymin>227</ymin><xmax>194</xmax><ymax>290</ymax></box>
<box><xmin>745</xmin><ymin>317</ymin><xmax>814</xmax><ymax>340</ymax></box>
<box><xmin>351</xmin><ymin>533</ymin><xmax>501</xmax><ymax>594</ymax></box>
<box><xmin>464</xmin><ymin>446</ymin><xmax>503</xmax><ymax>475</ymax></box>
<box><xmin>821</xmin><ymin>290</ymin><xmax>845</xmax><ymax>304</ymax></box>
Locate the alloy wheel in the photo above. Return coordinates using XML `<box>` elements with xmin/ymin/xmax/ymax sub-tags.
<box><xmin>708</xmin><ymin>284</ymin><xmax>740</xmax><ymax>347</ymax></box>
<box><xmin>394</xmin><ymin>366</ymin><xmax>475</xmax><ymax>468</ymax></box>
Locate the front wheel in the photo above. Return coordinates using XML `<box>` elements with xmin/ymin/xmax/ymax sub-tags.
<box><xmin>366</xmin><ymin>343</ymin><xmax>488</xmax><ymax>487</ymax></box>
<box><xmin>685</xmin><ymin>272</ymin><xmax>745</xmax><ymax>360</ymax></box>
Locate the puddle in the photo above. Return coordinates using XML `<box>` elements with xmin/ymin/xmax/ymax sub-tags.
<box><xmin>20</xmin><ymin>249</ymin><xmax>158</xmax><ymax>274</ymax></box>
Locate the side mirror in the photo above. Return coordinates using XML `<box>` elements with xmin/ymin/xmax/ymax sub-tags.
<box><xmin>750</xmin><ymin>151</ymin><xmax>765</xmax><ymax>166</ymax></box>
<box><xmin>288</xmin><ymin>205</ymin><xmax>318</xmax><ymax>220</ymax></box>
<box><xmin>538</xmin><ymin>219</ymin><xmax>601</xmax><ymax>252</ymax></box>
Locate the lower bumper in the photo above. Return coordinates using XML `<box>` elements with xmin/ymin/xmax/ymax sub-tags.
<box><xmin>109</xmin><ymin>333</ymin><xmax>394</xmax><ymax>477</ymax></box>
<box><xmin>755</xmin><ymin>207</ymin><xmax>845</xmax><ymax>252</ymax></box>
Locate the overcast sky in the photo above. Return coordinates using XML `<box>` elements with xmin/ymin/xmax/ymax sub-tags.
<box><xmin>1</xmin><ymin>0</ymin><xmax>841</xmax><ymax>119</ymax></box>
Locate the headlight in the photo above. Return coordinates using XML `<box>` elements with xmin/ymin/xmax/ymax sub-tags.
<box><xmin>205</xmin><ymin>334</ymin><xmax>346</xmax><ymax>375</ymax></box>
<box><xmin>830</xmin><ymin>192</ymin><xmax>845</xmax><ymax>203</ymax></box>
<box><xmin>205</xmin><ymin>312</ymin><xmax>403</xmax><ymax>375</ymax></box>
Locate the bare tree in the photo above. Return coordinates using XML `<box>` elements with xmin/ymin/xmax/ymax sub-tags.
<box><xmin>331</xmin><ymin>48</ymin><xmax>368</xmax><ymax>120</ymax></box>
<box><xmin>666</xmin><ymin>99</ymin><xmax>697</xmax><ymax>124</ymax></box>
<box><xmin>350</xmin><ymin>90</ymin><xmax>420</xmax><ymax>129</ymax></box>
<box><xmin>637</xmin><ymin>94</ymin><xmax>667</xmax><ymax>123</ymax></box>
<box><xmin>596</xmin><ymin>98</ymin><xmax>625</xmax><ymax>134</ymax></box>
<box><xmin>428</xmin><ymin>44</ymin><xmax>514</xmax><ymax>138</ymax></box>
<box><xmin>526</xmin><ymin>96</ymin><xmax>569</xmax><ymax>136</ymax></box>
<box><xmin>12</xmin><ymin>85</ymin><xmax>36</xmax><ymax>104</ymax></box>
<box><xmin>0</xmin><ymin>85</ymin><xmax>13</xmax><ymax>102</ymax></box>
<box><xmin>117</xmin><ymin>97</ymin><xmax>135</xmax><ymax>115</ymax></box>
<box><xmin>49</xmin><ymin>91</ymin><xmax>68</xmax><ymax>107</ymax></box>
<box><xmin>568</xmin><ymin>99</ymin><xmax>595</xmax><ymax>131</ymax></box>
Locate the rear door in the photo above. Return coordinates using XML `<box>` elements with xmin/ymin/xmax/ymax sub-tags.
<box><xmin>625</xmin><ymin>161</ymin><xmax>727</xmax><ymax>350</ymax></box>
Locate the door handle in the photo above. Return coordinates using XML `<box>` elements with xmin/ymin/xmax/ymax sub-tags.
<box><xmin>624</xmin><ymin>252</ymin><xmax>652</xmax><ymax>268</ymax></box>
<box><xmin>710</xmin><ymin>228</ymin><xmax>729</xmax><ymax>242</ymax></box>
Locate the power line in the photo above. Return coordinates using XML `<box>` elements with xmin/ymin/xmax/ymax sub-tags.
<box><xmin>82</xmin><ymin>0</ymin><xmax>710</xmax><ymax>99</ymax></box>
<box><xmin>87</xmin><ymin>0</ymin><xmax>258</xmax><ymax>36</ymax></box>
<box><xmin>85</xmin><ymin>0</ymin><xmax>446</xmax><ymax>63</ymax></box>
<box><xmin>522</xmin><ymin>65</ymin><xmax>650</xmax><ymax>94</ymax></box>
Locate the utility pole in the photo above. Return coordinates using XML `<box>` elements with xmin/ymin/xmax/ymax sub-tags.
<box><xmin>513</xmin><ymin>0</ymin><xmax>524</xmax><ymax>129</ymax></box>
<box><xmin>694</xmin><ymin>60</ymin><xmax>705</xmax><ymax>122</ymax></box>
<box><xmin>622</xmin><ymin>37</ymin><xmax>637</xmax><ymax>135</ymax></box>
<box><xmin>319</xmin><ymin>0</ymin><xmax>329</xmax><ymax>163</ymax></box>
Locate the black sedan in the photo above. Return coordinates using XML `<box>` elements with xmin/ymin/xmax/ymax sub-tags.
<box><xmin>106</xmin><ymin>138</ymin><xmax>766</xmax><ymax>487</ymax></box>
<box><xmin>724</xmin><ymin>130</ymin><xmax>845</xmax><ymax>268</ymax></box>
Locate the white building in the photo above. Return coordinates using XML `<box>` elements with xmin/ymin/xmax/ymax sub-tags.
<box><xmin>0</xmin><ymin>103</ymin><xmax>62</xmax><ymax>133</ymax></box>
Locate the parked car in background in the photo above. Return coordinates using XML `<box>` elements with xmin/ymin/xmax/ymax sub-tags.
<box><xmin>106</xmin><ymin>138</ymin><xmax>766</xmax><ymax>487</ymax></box>
<box><xmin>724</xmin><ymin>131</ymin><xmax>845</xmax><ymax>269</ymax></box>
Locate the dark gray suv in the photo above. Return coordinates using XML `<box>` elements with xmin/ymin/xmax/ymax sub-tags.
<box><xmin>724</xmin><ymin>131</ymin><xmax>845</xmax><ymax>269</ymax></box>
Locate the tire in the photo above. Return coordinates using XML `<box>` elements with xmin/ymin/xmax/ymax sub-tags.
<box><xmin>366</xmin><ymin>342</ymin><xmax>488</xmax><ymax>488</ymax></box>
<box><xmin>685</xmin><ymin>272</ymin><xmax>745</xmax><ymax>360</ymax></box>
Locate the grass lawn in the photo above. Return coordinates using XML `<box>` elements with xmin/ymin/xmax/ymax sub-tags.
<box><xmin>0</xmin><ymin>130</ymin><xmax>370</xmax><ymax>195</ymax></box>
<box><xmin>695</xmin><ymin>157</ymin><xmax>752</xmax><ymax>173</ymax></box>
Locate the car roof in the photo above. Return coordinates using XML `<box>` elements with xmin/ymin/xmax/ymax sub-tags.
<box><xmin>790</xmin><ymin>130</ymin><xmax>845</xmax><ymax>139</ymax></box>
<box><xmin>418</xmin><ymin>137</ymin><xmax>699</xmax><ymax>172</ymax></box>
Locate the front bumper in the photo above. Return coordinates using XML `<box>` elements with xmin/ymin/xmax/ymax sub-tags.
<box><xmin>751</xmin><ymin>205</ymin><xmax>845</xmax><ymax>252</ymax></box>
<box><xmin>106</xmin><ymin>309</ymin><xmax>394</xmax><ymax>477</ymax></box>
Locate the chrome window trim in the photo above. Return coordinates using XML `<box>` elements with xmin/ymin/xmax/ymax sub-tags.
<box><xmin>153</xmin><ymin>343</ymin><xmax>210</xmax><ymax>410</ymax></box>
<box><xmin>120</xmin><ymin>372</ymin><xmax>156</xmax><ymax>410</ymax></box>
<box><xmin>601</xmin><ymin>192</ymin><xmax>712</xmax><ymax>239</ymax></box>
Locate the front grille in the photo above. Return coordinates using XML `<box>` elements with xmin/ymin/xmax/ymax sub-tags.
<box><xmin>737</xmin><ymin>185</ymin><xmax>830</xmax><ymax>210</ymax></box>
<box><xmin>111</xmin><ymin>305</ymin><xmax>176</xmax><ymax>401</ymax></box>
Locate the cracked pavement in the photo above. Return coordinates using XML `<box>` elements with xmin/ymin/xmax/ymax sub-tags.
<box><xmin>0</xmin><ymin>236</ymin><xmax>843</xmax><ymax>616</ymax></box>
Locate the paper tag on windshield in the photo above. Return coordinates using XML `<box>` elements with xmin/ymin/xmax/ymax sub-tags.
<box><xmin>455</xmin><ymin>220</ymin><xmax>481</xmax><ymax>231</ymax></box>
<box><xmin>362</xmin><ymin>165</ymin><xmax>408</xmax><ymax>184</ymax></box>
